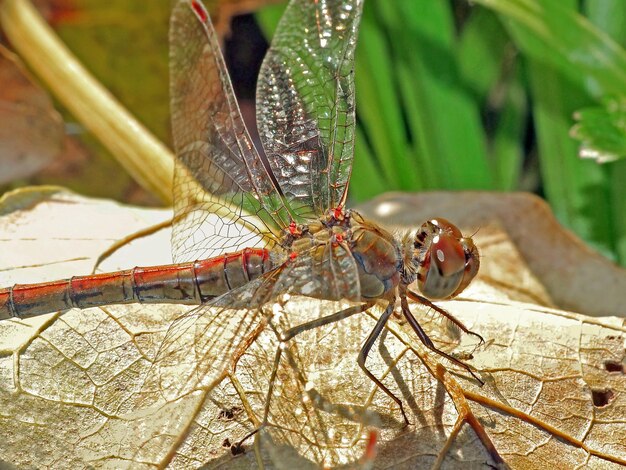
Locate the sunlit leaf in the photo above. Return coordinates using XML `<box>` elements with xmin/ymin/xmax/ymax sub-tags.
<box><xmin>0</xmin><ymin>189</ymin><xmax>624</xmax><ymax>468</ymax></box>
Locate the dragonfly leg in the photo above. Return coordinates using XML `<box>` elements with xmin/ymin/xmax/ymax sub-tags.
<box><xmin>280</xmin><ymin>301</ymin><xmax>374</xmax><ymax>342</ymax></box>
<box><xmin>231</xmin><ymin>301</ymin><xmax>374</xmax><ymax>454</ymax></box>
<box><xmin>400</xmin><ymin>290</ymin><xmax>484</xmax><ymax>386</ymax></box>
<box><xmin>228</xmin><ymin>346</ymin><xmax>284</xmax><ymax>455</ymax></box>
<box><xmin>406</xmin><ymin>289</ymin><xmax>484</xmax><ymax>345</ymax></box>
<box><xmin>357</xmin><ymin>300</ymin><xmax>410</xmax><ymax>425</ymax></box>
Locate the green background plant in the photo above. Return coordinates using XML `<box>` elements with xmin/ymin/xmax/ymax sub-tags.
<box><xmin>256</xmin><ymin>0</ymin><xmax>626</xmax><ymax>266</ymax></box>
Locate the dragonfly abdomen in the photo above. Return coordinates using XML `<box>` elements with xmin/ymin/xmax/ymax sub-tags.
<box><xmin>0</xmin><ymin>248</ymin><xmax>272</xmax><ymax>320</ymax></box>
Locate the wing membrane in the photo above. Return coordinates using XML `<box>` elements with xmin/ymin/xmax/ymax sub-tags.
<box><xmin>170</xmin><ymin>0</ymin><xmax>294</xmax><ymax>262</ymax></box>
<box><xmin>271</xmin><ymin>240</ymin><xmax>360</xmax><ymax>302</ymax></box>
<box><xmin>146</xmin><ymin>238</ymin><xmax>360</xmax><ymax>400</ymax></box>
<box><xmin>257</xmin><ymin>0</ymin><xmax>363</xmax><ymax>220</ymax></box>
<box><xmin>142</xmin><ymin>278</ymin><xmax>271</xmax><ymax>401</ymax></box>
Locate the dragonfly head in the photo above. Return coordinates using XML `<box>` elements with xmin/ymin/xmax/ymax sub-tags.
<box><xmin>411</xmin><ymin>218</ymin><xmax>479</xmax><ymax>300</ymax></box>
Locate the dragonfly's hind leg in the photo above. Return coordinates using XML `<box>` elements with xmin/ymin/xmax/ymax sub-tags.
<box><xmin>356</xmin><ymin>300</ymin><xmax>411</xmax><ymax>425</ymax></box>
<box><xmin>92</xmin><ymin>219</ymin><xmax>172</xmax><ymax>273</ymax></box>
<box><xmin>231</xmin><ymin>301</ymin><xmax>374</xmax><ymax>454</ymax></box>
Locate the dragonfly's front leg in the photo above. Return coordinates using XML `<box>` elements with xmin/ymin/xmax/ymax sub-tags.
<box><xmin>406</xmin><ymin>288</ymin><xmax>484</xmax><ymax>345</ymax></box>
<box><xmin>356</xmin><ymin>300</ymin><xmax>411</xmax><ymax>425</ymax></box>
<box><xmin>399</xmin><ymin>287</ymin><xmax>484</xmax><ymax>385</ymax></box>
<box><xmin>231</xmin><ymin>301</ymin><xmax>374</xmax><ymax>454</ymax></box>
<box><xmin>399</xmin><ymin>288</ymin><xmax>505</xmax><ymax>466</ymax></box>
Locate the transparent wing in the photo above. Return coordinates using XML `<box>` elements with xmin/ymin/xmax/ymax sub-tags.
<box><xmin>144</xmin><ymin>239</ymin><xmax>360</xmax><ymax>401</ymax></box>
<box><xmin>143</xmin><ymin>277</ymin><xmax>272</xmax><ymax>401</ymax></box>
<box><xmin>170</xmin><ymin>0</ymin><xmax>294</xmax><ymax>262</ymax></box>
<box><xmin>256</xmin><ymin>0</ymin><xmax>363</xmax><ymax>220</ymax></box>
<box><xmin>270</xmin><ymin>240</ymin><xmax>361</xmax><ymax>302</ymax></box>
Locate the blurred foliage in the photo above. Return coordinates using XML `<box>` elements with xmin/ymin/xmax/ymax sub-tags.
<box><xmin>0</xmin><ymin>0</ymin><xmax>171</xmax><ymax>204</ymax></box>
<box><xmin>257</xmin><ymin>0</ymin><xmax>626</xmax><ymax>266</ymax></box>
<box><xmin>572</xmin><ymin>96</ymin><xmax>626</xmax><ymax>164</ymax></box>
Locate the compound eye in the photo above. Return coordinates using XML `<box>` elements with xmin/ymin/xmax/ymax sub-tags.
<box><xmin>415</xmin><ymin>219</ymin><xmax>479</xmax><ymax>300</ymax></box>
<box><xmin>418</xmin><ymin>233</ymin><xmax>466</xmax><ymax>299</ymax></box>
<box><xmin>429</xmin><ymin>218</ymin><xmax>463</xmax><ymax>238</ymax></box>
<box><xmin>431</xmin><ymin>233</ymin><xmax>465</xmax><ymax>277</ymax></box>
<box><xmin>450</xmin><ymin>238</ymin><xmax>480</xmax><ymax>298</ymax></box>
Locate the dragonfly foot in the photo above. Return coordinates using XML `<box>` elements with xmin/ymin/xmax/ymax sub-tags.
<box><xmin>399</xmin><ymin>403</ymin><xmax>412</xmax><ymax>427</ymax></box>
<box><xmin>466</xmin><ymin>368</ymin><xmax>485</xmax><ymax>387</ymax></box>
<box><xmin>471</xmin><ymin>330</ymin><xmax>485</xmax><ymax>346</ymax></box>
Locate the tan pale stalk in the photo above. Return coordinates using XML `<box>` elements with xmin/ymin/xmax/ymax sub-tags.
<box><xmin>0</xmin><ymin>0</ymin><xmax>174</xmax><ymax>203</ymax></box>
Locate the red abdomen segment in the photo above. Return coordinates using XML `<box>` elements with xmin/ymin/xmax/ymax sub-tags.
<box><xmin>0</xmin><ymin>248</ymin><xmax>272</xmax><ymax>320</ymax></box>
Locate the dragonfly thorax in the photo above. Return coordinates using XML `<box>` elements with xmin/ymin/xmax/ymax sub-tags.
<box><xmin>348</xmin><ymin>212</ymin><xmax>403</xmax><ymax>299</ymax></box>
<box><xmin>283</xmin><ymin>210</ymin><xmax>404</xmax><ymax>300</ymax></box>
<box><xmin>407</xmin><ymin>218</ymin><xmax>480</xmax><ymax>300</ymax></box>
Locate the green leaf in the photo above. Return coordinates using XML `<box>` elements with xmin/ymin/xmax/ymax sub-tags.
<box><xmin>572</xmin><ymin>97</ymin><xmax>626</xmax><ymax>164</ymax></box>
<box><xmin>489</xmin><ymin>65</ymin><xmax>527</xmax><ymax>190</ymax></box>
<box><xmin>476</xmin><ymin>0</ymin><xmax>619</xmax><ymax>260</ymax></box>
<box><xmin>350</xmin><ymin>127</ymin><xmax>388</xmax><ymax>201</ymax></box>
<box><xmin>458</xmin><ymin>9</ymin><xmax>526</xmax><ymax>190</ymax></box>
<box><xmin>393</xmin><ymin>0</ymin><xmax>493</xmax><ymax>189</ymax></box>
<box><xmin>584</xmin><ymin>0</ymin><xmax>626</xmax><ymax>265</ymax></box>
<box><xmin>472</xmin><ymin>0</ymin><xmax>626</xmax><ymax>97</ymax></box>
<box><xmin>256</xmin><ymin>3</ymin><xmax>285</xmax><ymax>39</ymax></box>
<box><xmin>354</xmin><ymin>5</ymin><xmax>413</xmax><ymax>189</ymax></box>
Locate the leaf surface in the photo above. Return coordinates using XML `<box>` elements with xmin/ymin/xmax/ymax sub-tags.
<box><xmin>0</xmin><ymin>189</ymin><xmax>624</xmax><ymax>468</ymax></box>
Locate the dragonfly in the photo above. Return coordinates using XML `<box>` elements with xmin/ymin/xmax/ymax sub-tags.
<box><xmin>0</xmin><ymin>0</ymin><xmax>483</xmax><ymax>454</ymax></box>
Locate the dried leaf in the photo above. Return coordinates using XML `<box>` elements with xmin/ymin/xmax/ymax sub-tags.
<box><xmin>0</xmin><ymin>189</ymin><xmax>624</xmax><ymax>468</ymax></box>
<box><xmin>0</xmin><ymin>46</ymin><xmax>64</xmax><ymax>184</ymax></box>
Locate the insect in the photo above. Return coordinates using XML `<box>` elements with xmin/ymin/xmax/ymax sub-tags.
<box><xmin>0</xmin><ymin>0</ymin><xmax>483</xmax><ymax>455</ymax></box>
